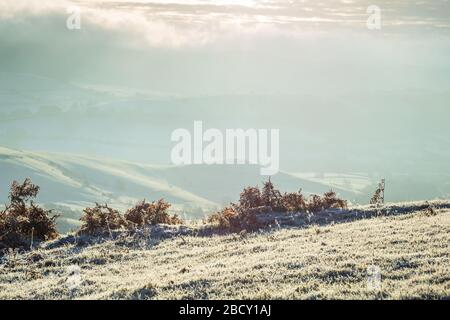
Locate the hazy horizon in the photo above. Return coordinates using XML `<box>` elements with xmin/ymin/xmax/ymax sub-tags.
<box><xmin>1</xmin><ymin>0</ymin><xmax>450</xmax><ymax>208</ymax></box>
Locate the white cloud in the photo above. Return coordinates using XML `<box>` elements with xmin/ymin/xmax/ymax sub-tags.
<box><xmin>1</xmin><ymin>0</ymin><xmax>448</xmax><ymax>48</ymax></box>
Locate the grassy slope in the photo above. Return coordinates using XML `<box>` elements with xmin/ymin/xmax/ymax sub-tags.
<box><xmin>0</xmin><ymin>207</ymin><xmax>449</xmax><ymax>300</ymax></box>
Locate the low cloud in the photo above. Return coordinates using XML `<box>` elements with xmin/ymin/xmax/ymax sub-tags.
<box><xmin>2</xmin><ymin>0</ymin><xmax>449</xmax><ymax>48</ymax></box>
<box><xmin>0</xmin><ymin>0</ymin><xmax>449</xmax><ymax>94</ymax></box>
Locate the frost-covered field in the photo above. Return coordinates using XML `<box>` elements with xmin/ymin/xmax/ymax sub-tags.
<box><xmin>0</xmin><ymin>202</ymin><xmax>448</xmax><ymax>300</ymax></box>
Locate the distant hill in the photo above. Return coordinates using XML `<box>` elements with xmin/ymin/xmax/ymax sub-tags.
<box><xmin>0</xmin><ymin>146</ymin><xmax>359</xmax><ymax>232</ymax></box>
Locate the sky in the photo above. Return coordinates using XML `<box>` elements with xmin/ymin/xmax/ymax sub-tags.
<box><xmin>1</xmin><ymin>0</ymin><xmax>449</xmax><ymax>94</ymax></box>
<box><xmin>0</xmin><ymin>0</ymin><xmax>449</xmax><ymax>178</ymax></box>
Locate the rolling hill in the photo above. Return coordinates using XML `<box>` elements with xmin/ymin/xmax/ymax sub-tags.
<box><xmin>0</xmin><ymin>146</ymin><xmax>360</xmax><ymax>232</ymax></box>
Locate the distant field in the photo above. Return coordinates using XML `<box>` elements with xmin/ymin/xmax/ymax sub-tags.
<box><xmin>0</xmin><ymin>204</ymin><xmax>449</xmax><ymax>300</ymax></box>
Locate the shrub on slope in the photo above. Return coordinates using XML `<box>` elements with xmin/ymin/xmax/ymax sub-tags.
<box><xmin>0</xmin><ymin>179</ymin><xmax>59</xmax><ymax>250</ymax></box>
<box><xmin>125</xmin><ymin>199</ymin><xmax>182</xmax><ymax>227</ymax></box>
<box><xmin>207</xmin><ymin>180</ymin><xmax>347</xmax><ymax>231</ymax></box>
<box><xmin>78</xmin><ymin>199</ymin><xmax>182</xmax><ymax>236</ymax></box>
<box><xmin>78</xmin><ymin>203</ymin><xmax>127</xmax><ymax>236</ymax></box>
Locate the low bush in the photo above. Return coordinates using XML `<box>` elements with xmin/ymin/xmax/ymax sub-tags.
<box><xmin>0</xmin><ymin>179</ymin><xmax>59</xmax><ymax>250</ymax></box>
<box><xmin>207</xmin><ymin>180</ymin><xmax>347</xmax><ymax>231</ymax></box>
<box><xmin>321</xmin><ymin>190</ymin><xmax>347</xmax><ymax>210</ymax></box>
<box><xmin>125</xmin><ymin>199</ymin><xmax>182</xmax><ymax>227</ymax></box>
<box><xmin>206</xmin><ymin>207</ymin><xmax>239</xmax><ymax>229</ymax></box>
<box><xmin>207</xmin><ymin>205</ymin><xmax>266</xmax><ymax>232</ymax></box>
<box><xmin>370</xmin><ymin>179</ymin><xmax>385</xmax><ymax>205</ymax></box>
<box><xmin>78</xmin><ymin>199</ymin><xmax>182</xmax><ymax>235</ymax></box>
<box><xmin>306</xmin><ymin>191</ymin><xmax>347</xmax><ymax>213</ymax></box>
<box><xmin>281</xmin><ymin>190</ymin><xmax>307</xmax><ymax>213</ymax></box>
<box><xmin>261</xmin><ymin>179</ymin><xmax>284</xmax><ymax>212</ymax></box>
<box><xmin>78</xmin><ymin>203</ymin><xmax>127</xmax><ymax>236</ymax></box>
<box><xmin>238</xmin><ymin>186</ymin><xmax>263</xmax><ymax>209</ymax></box>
